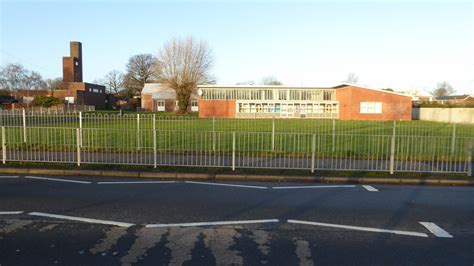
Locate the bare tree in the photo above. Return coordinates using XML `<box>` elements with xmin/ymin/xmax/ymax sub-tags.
<box><xmin>123</xmin><ymin>54</ymin><xmax>158</xmax><ymax>97</ymax></box>
<box><xmin>261</xmin><ymin>76</ymin><xmax>282</xmax><ymax>85</ymax></box>
<box><xmin>430</xmin><ymin>81</ymin><xmax>455</xmax><ymax>98</ymax></box>
<box><xmin>156</xmin><ymin>36</ymin><xmax>214</xmax><ymax>113</ymax></box>
<box><xmin>343</xmin><ymin>72</ymin><xmax>359</xmax><ymax>84</ymax></box>
<box><xmin>0</xmin><ymin>63</ymin><xmax>46</xmax><ymax>90</ymax></box>
<box><xmin>45</xmin><ymin>77</ymin><xmax>67</xmax><ymax>90</ymax></box>
<box><xmin>101</xmin><ymin>70</ymin><xmax>125</xmax><ymax>94</ymax></box>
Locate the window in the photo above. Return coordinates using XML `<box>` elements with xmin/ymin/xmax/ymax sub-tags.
<box><xmin>360</xmin><ymin>102</ymin><xmax>382</xmax><ymax>114</ymax></box>
<box><xmin>191</xmin><ymin>100</ymin><xmax>198</xmax><ymax>112</ymax></box>
<box><xmin>157</xmin><ymin>100</ymin><xmax>165</xmax><ymax>111</ymax></box>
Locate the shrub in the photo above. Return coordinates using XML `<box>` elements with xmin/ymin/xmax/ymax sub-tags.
<box><xmin>32</xmin><ymin>96</ymin><xmax>63</xmax><ymax>108</ymax></box>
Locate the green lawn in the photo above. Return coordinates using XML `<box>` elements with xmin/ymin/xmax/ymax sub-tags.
<box><xmin>1</xmin><ymin>114</ymin><xmax>472</xmax><ymax>162</ymax></box>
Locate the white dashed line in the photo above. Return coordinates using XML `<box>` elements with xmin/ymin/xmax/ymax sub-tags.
<box><xmin>28</xmin><ymin>212</ymin><xmax>134</xmax><ymax>227</ymax></box>
<box><xmin>288</xmin><ymin>219</ymin><xmax>429</xmax><ymax>238</ymax></box>
<box><xmin>97</xmin><ymin>181</ymin><xmax>177</xmax><ymax>184</ymax></box>
<box><xmin>272</xmin><ymin>185</ymin><xmax>356</xmax><ymax>190</ymax></box>
<box><xmin>0</xmin><ymin>175</ymin><xmax>19</xmax><ymax>178</ymax></box>
<box><xmin>24</xmin><ymin>176</ymin><xmax>91</xmax><ymax>184</ymax></box>
<box><xmin>146</xmin><ymin>219</ymin><xmax>280</xmax><ymax>228</ymax></box>
<box><xmin>185</xmin><ymin>181</ymin><xmax>268</xmax><ymax>189</ymax></box>
<box><xmin>362</xmin><ymin>185</ymin><xmax>379</xmax><ymax>192</ymax></box>
<box><xmin>419</xmin><ymin>222</ymin><xmax>453</xmax><ymax>238</ymax></box>
<box><xmin>0</xmin><ymin>211</ymin><xmax>24</xmax><ymax>215</ymax></box>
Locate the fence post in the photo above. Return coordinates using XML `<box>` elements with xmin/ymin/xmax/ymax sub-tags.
<box><xmin>137</xmin><ymin>114</ymin><xmax>140</xmax><ymax>150</ymax></box>
<box><xmin>311</xmin><ymin>133</ymin><xmax>316</xmax><ymax>173</ymax></box>
<box><xmin>79</xmin><ymin>111</ymin><xmax>83</xmax><ymax>147</ymax></box>
<box><xmin>332</xmin><ymin>119</ymin><xmax>336</xmax><ymax>152</ymax></box>
<box><xmin>232</xmin><ymin>131</ymin><xmax>236</xmax><ymax>171</ymax></box>
<box><xmin>450</xmin><ymin>123</ymin><xmax>456</xmax><ymax>157</ymax></box>
<box><xmin>153</xmin><ymin>114</ymin><xmax>157</xmax><ymax>168</ymax></box>
<box><xmin>389</xmin><ymin>120</ymin><xmax>396</xmax><ymax>174</ymax></box>
<box><xmin>468</xmin><ymin>139</ymin><xmax>472</xmax><ymax>177</ymax></box>
<box><xmin>2</xmin><ymin>127</ymin><xmax>6</xmax><ymax>164</ymax></box>
<box><xmin>272</xmin><ymin>116</ymin><xmax>275</xmax><ymax>151</ymax></box>
<box><xmin>22</xmin><ymin>109</ymin><xmax>26</xmax><ymax>143</ymax></box>
<box><xmin>76</xmin><ymin>128</ymin><xmax>81</xmax><ymax>166</ymax></box>
<box><xmin>213</xmin><ymin>116</ymin><xmax>216</xmax><ymax>152</ymax></box>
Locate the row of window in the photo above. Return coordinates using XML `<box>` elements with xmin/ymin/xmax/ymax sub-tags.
<box><xmin>237</xmin><ymin>102</ymin><xmax>338</xmax><ymax>114</ymax></box>
<box><xmin>87</xmin><ymin>87</ymin><xmax>104</xmax><ymax>94</ymax></box>
<box><xmin>202</xmin><ymin>89</ymin><xmax>336</xmax><ymax>101</ymax></box>
<box><xmin>156</xmin><ymin>100</ymin><xmax>198</xmax><ymax>111</ymax></box>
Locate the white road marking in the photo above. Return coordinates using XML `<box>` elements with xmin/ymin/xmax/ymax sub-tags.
<box><xmin>362</xmin><ymin>185</ymin><xmax>379</xmax><ymax>192</ymax></box>
<box><xmin>419</xmin><ymin>222</ymin><xmax>453</xmax><ymax>238</ymax></box>
<box><xmin>185</xmin><ymin>180</ymin><xmax>268</xmax><ymax>189</ymax></box>
<box><xmin>288</xmin><ymin>219</ymin><xmax>429</xmax><ymax>238</ymax></box>
<box><xmin>24</xmin><ymin>176</ymin><xmax>91</xmax><ymax>184</ymax></box>
<box><xmin>28</xmin><ymin>212</ymin><xmax>134</xmax><ymax>227</ymax></box>
<box><xmin>146</xmin><ymin>219</ymin><xmax>279</xmax><ymax>228</ymax></box>
<box><xmin>0</xmin><ymin>175</ymin><xmax>19</xmax><ymax>178</ymax></box>
<box><xmin>0</xmin><ymin>211</ymin><xmax>24</xmax><ymax>215</ymax></box>
<box><xmin>272</xmin><ymin>185</ymin><xmax>356</xmax><ymax>190</ymax></box>
<box><xmin>97</xmin><ymin>181</ymin><xmax>177</xmax><ymax>184</ymax></box>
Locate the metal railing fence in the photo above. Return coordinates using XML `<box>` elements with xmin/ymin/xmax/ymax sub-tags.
<box><xmin>0</xmin><ymin>126</ymin><xmax>472</xmax><ymax>175</ymax></box>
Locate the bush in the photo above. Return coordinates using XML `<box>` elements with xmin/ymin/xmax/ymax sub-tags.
<box><xmin>32</xmin><ymin>96</ymin><xmax>63</xmax><ymax>108</ymax></box>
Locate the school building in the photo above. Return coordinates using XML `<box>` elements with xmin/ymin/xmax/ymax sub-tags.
<box><xmin>197</xmin><ymin>84</ymin><xmax>413</xmax><ymax>120</ymax></box>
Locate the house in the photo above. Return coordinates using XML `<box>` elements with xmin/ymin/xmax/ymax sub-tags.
<box><xmin>197</xmin><ymin>83</ymin><xmax>413</xmax><ymax>120</ymax></box>
<box><xmin>435</xmin><ymin>95</ymin><xmax>474</xmax><ymax>105</ymax></box>
<box><xmin>141</xmin><ymin>83</ymin><xmax>198</xmax><ymax>112</ymax></box>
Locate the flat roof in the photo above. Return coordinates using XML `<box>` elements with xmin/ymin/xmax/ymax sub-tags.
<box><xmin>198</xmin><ymin>85</ymin><xmax>333</xmax><ymax>90</ymax></box>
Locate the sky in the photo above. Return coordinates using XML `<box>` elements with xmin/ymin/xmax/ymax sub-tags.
<box><xmin>0</xmin><ymin>0</ymin><xmax>473</xmax><ymax>95</ymax></box>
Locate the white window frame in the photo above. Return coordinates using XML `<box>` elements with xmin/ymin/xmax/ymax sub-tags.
<box><xmin>360</xmin><ymin>102</ymin><xmax>382</xmax><ymax>114</ymax></box>
<box><xmin>157</xmin><ymin>100</ymin><xmax>165</xmax><ymax>111</ymax></box>
<box><xmin>191</xmin><ymin>100</ymin><xmax>198</xmax><ymax>112</ymax></box>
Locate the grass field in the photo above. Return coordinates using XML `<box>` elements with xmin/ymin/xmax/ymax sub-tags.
<box><xmin>1</xmin><ymin>113</ymin><xmax>473</xmax><ymax>163</ymax></box>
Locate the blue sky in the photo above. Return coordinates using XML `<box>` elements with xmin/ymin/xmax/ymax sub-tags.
<box><xmin>1</xmin><ymin>0</ymin><xmax>472</xmax><ymax>95</ymax></box>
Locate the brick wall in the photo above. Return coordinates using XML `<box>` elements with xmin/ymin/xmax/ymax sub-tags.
<box><xmin>198</xmin><ymin>99</ymin><xmax>236</xmax><ymax>118</ymax></box>
<box><xmin>336</xmin><ymin>85</ymin><xmax>412</xmax><ymax>120</ymax></box>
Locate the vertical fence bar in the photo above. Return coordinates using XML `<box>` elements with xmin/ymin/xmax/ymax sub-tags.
<box><xmin>213</xmin><ymin>116</ymin><xmax>216</xmax><ymax>152</ymax></box>
<box><xmin>332</xmin><ymin>119</ymin><xmax>336</xmax><ymax>152</ymax></box>
<box><xmin>2</xmin><ymin>127</ymin><xmax>5</xmax><ymax>164</ymax></box>
<box><xmin>22</xmin><ymin>109</ymin><xmax>26</xmax><ymax>143</ymax></box>
<box><xmin>79</xmin><ymin>111</ymin><xmax>83</xmax><ymax>147</ymax></box>
<box><xmin>153</xmin><ymin>114</ymin><xmax>157</xmax><ymax>168</ymax></box>
<box><xmin>468</xmin><ymin>139</ymin><xmax>473</xmax><ymax>177</ymax></box>
<box><xmin>272</xmin><ymin>116</ymin><xmax>275</xmax><ymax>151</ymax></box>
<box><xmin>76</xmin><ymin>128</ymin><xmax>81</xmax><ymax>166</ymax></box>
<box><xmin>137</xmin><ymin>114</ymin><xmax>140</xmax><ymax>150</ymax></box>
<box><xmin>389</xmin><ymin>120</ymin><xmax>396</xmax><ymax>174</ymax></box>
<box><xmin>450</xmin><ymin>123</ymin><xmax>456</xmax><ymax>157</ymax></box>
<box><xmin>232</xmin><ymin>131</ymin><xmax>236</xmax><ymax>171</ymax></box>
<box><xmin>311</xmin><ymin>133</ymin><xmax>315</xmax><ymax>173</ymax></box>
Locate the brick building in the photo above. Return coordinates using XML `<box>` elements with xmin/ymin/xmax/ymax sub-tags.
<box><xmin>197</xmin><ymin>84</ymin><xmax>413</xmax><ymax>120</ymax></box>
<box><xmin>141</xmin><ymin>83</ymin><xmax>198</xmax><ymax>112</ymax></box>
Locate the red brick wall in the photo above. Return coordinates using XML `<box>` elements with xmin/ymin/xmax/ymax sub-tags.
<box><xmin>198</xmin><ymin>99</ymin><xmax>236</xmax><ymax>118</ymax></box>
<box><xmin>336</xmin><ymin>85</ymin><xmax>412</xmax><ymax>120</ymax></box>
<box><xmin>141</xmin><ymin>94</ymin><xmax>153</xmax><ymax>111</ymax></box>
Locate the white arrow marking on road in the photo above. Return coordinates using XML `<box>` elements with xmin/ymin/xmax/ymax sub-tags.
<box><xmin>29</xmin><ymin>212</ymin><xmax>134</xmax><ymax>227</ymax></box>
<box><xmin>419</xmin><ymin>222</ymin><xmax>453</xmax><ymax>238</ymax></box>
<box><xmin>185</xmin><ymin>181</ymin><xmax>268</xmax><ymax>189</ymax></box>
<box><xmin>0</xmin><ymin>175</ymin><xmax>19</xmax><ymax>178</ymax></box>
<box><xmin>362</xmin><ymin>185</ymin><xmax>379</xmax><ymax>192</ymax></box>
<box><xmin>97</xmin><ymin>181</ymin><xmax>177</xmax><ymax>184</ymax></box>
<box><xmin>272</xmin><ymin>185</ymin><xmax>356</xmax><ymax>190</ymax></box>
<box><xmin>24</xmin><ymin>176</ymin><xmax>91</xmax><ymax>184</ymax></box>
<box><xmin>0</xmin><ymin>211</ymin><xmax>24</xmax><ymax>215</ymax></box>
<box><xmin>146</xmin><ymin>219</ymin><xmax>279</xmax><ymax>228</ymax></box>
<box><xmin>288</xmin><ymin>219</ymin><xmax>429</xmax><ymax>238</ymax></box>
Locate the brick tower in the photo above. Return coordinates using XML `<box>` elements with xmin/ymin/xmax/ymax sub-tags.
<box><xmin>62</xmin><ymin>41</ymin><xmax>83</xmax><ymax>82</ymax></box>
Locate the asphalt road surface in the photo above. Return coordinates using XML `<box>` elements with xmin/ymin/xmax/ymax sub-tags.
<box><xmin>0</xmin><ymin>175</ymin><xmax>473</xmax><ymax>265</ymax></box>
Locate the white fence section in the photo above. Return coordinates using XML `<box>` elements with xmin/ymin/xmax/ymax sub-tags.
<box><xmin>0</xmin><ymin>110</ymin><xmax>472</xmax><ymax>175</ymax></box>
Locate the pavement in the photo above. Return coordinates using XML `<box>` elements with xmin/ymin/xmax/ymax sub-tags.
<box><xmin>0</xmin><ymin>174</ymin><xmax>473</xmax><ymax>265</ymax></box>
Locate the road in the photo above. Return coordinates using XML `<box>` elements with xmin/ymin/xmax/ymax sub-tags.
<box><xmin>0</xmin><ymin>175</ymin><xmax>473</xmax><ymax>265</ymax></box>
